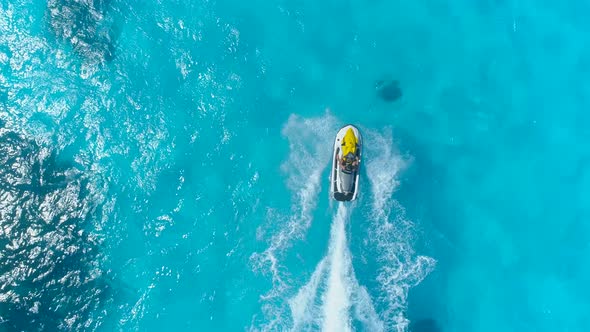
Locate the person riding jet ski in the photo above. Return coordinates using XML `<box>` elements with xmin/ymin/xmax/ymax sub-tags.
<box><xmin>330</xmin><ymin>124</ymin><xmax>362</xmax><ymax>201</ymax></box>
<box><xmin>340</xmin><ymin>153</ymin><xmax>359</xmax><ymax>172</ymax></box>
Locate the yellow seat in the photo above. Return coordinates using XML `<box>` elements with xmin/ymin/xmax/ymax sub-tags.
<box><xmin>341</xmin><ymin>128</ymin><xmax>358</xmax><ymax>156</ymax></box>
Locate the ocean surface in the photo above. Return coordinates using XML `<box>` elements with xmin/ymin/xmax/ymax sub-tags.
<box><xmin>1</xmin><ymin>0</ymin><xmax>589</xmax><ymax>331</ymax></box>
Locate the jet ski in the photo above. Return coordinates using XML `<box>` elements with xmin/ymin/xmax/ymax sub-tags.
<box><xmin>330</xmin><ymin>125</ymin><xmax>362</xmax><ymax>202</ymax></box>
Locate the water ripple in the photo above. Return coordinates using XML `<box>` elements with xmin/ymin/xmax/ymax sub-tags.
<box><xmin>0</xmin><ymin>127</ymin><xmax>109</xmax><ymax>331</ymax></box>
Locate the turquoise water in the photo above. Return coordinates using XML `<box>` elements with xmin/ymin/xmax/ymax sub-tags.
<box><xmin>1</xmin><ymin>0</ymin><xmax>589</xmax><ymax>331</ymax></box>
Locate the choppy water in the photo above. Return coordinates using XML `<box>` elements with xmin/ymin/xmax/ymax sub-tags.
<box><xmin>1</xmin><ymin>0</ymin><xmax>589</xmax><ymax>331</ymax></box>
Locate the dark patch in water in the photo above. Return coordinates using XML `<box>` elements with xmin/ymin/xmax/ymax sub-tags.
<box><xmin>0</xmin><ymin>126</ymin><xmax>110</xmax><ymax>331</ymax></box>
<box><xmin>0</xmin><ymin>88</ymin><xmax>7</xmax><ymax>105</ymax></box>
<box><xmin>410</xmin><ymin>318</ymin><xmax>441</xmax><ymax>332</ymax></box>
<box><xmin>46</xmin><ymin>0</ymin><xmax>118</xmax><ymax>62</ymax></box>
<box><xmin>376</xmin><ymin>79</ymin><xmax>403</xmax><ymax>102</ymax></box>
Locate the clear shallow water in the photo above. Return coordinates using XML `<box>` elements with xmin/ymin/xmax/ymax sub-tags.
<box><xmin>1</xmin><ymin>0</ymin><xmax>589</xmax><ymax>331</ymax></box>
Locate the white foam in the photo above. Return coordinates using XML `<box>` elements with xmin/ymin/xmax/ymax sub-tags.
<box><xmin>364</xmin><ymin>128</ymin><xmax>436</xmax><ymax>331</ymax></box>
<box><xmin>249</xmin><ymin>111</ymin><xmax>338</xmax><ymax>331</ymax></box>
<box><xmin>287</xmin><ymin>203</ymin><xmax>383</xmax><ymax>332</ymax></box>
<box><xmin>289</xmin><ymin>257</ymin><xmax>326</xmax><ymax>331</ymax></box>
<box><xmin>351</xmin><ymin>283</ymin><xmax>384</xmax><ymax>332</ymax></box>
<box><xmin>322</xmin><ymin>204</ymin><xmax>353</xmax><ymax>332</ymax></box>
<box><xmin>251</xmin><ymin>111</ymin><xmax>337</xmax><ymax>278</ymax></box>
<box><xmin>252</xmin><ymin>122</ymin><xmax>433</xmax><ymax>332</ymax></box>
<box><xmin>364</xmin><ymin>129</ymin><xmax>407</xmax><ymax>214</ymax></box>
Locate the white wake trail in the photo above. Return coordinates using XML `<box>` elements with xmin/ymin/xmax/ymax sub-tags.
<box><xmin>250</xmin><ymin>111</ymin><xmax>339</xmax><ymax>331</ymax></box>
<box><xmin>252</xmin><ymin>112</ymin><xmax>337</xmax><ymax>282</ymax></box>
<box><xmin>364</xmin><ymin>128</ymin><xmax>436</xmax><ymax>331</ymax></box>
<box><xmin>253</xmin><ymin>121</ymin><xmax>433</xmax><ymax>332</ymax></box>
<box><xmin>322</xmin><ymin>204</ymin><xmax>353</xmax><ymax>332</ymax></box>
<box><xmin>289</xmin><ymin>257</ymin><xmax>326</xmax><ymax>331</ymax></box>
<box><xmin>287</xmin><ymin>203</ymin><xmax>383</xmax><ymax>332</ymax></box>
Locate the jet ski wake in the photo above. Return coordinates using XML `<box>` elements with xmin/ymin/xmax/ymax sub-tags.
<box><xmin>250</xmin><ymin>118</ymin><xmax>434</xmax><ymax>332</ymax></box>
<box><xmin>288</xmin><ymin>204</ymin><xmax>383</xmax><ymax>332</ymax></box>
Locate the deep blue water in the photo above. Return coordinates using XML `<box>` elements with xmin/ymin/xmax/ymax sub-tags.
<box><xmin>1</xmin><ymin>0</ymin><xmax>589</xmax><ymax>331</ymax></box>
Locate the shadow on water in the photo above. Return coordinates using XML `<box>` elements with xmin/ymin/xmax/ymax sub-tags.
<box><xmin>46</xmin><ymin>0</ymin><xmax>120</xmax><ymax>62</ymax></box>
<box><xmin>375</xmin><ymin>79</ymin><xmax>403</xmax><ymax>102</ymax></box>
<box><xmin>410</xmin><ymin>318</ymin><xmax>441</xmax><ymax>332</ymax></box>
<box><xmin>0</xmin><ymin>125</ymin><xmax>112</xmax><ymax>331</ymax></box>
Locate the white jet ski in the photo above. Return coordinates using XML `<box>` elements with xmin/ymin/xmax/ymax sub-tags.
<box><xmin>330</xmin><ymin>124</ymin><xmax>362</xmax><ymax>202</ymax></box>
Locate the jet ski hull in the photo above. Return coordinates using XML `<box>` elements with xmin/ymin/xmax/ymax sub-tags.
<box><xmin>330</xmin><ymin>125</ymin><xmax>362</xmax><ymax>202</ymax></box>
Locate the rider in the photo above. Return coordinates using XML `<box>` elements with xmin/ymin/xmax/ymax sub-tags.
<box><xmin>340</xmin><ymin>152</ymin><xmax>359</xmax><ymax>171</ymax></box>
